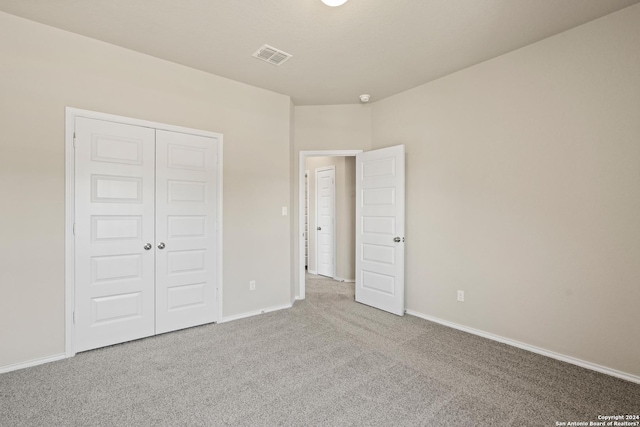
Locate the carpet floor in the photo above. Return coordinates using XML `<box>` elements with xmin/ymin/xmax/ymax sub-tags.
<box><xmin>1</xmin><ymin>273</ymin><xmax>639</xmax><ymax>426</ymax></box>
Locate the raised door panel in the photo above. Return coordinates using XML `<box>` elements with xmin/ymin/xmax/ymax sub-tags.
<box><xmin>75</xmin><ymin>117</ymin><xmax>156</xmax><ymax>352</ymax></box>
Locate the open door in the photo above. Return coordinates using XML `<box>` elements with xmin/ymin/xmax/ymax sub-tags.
<box><xmin>355</xmin><ymin>145</ymin><xmax>405</xmax><ymax>316</ymax></box>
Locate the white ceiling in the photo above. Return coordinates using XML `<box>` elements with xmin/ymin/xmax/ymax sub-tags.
<box><xmin>1</xmin><ymin>0</ymin><xmax>638</xmax><ymax>105</ymax></box>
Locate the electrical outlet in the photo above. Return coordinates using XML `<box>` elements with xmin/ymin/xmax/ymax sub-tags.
<box><xmin>282</xmin><ymin>207</ymin><xmax>288</xmax><ymax>216</ymax></box>
<box><xmin>249</xmin><ymin>280</ymin><xmax>256</xmax><ymax>291</ymax></box>
<box><xmin>457</xmin><ymin>290</ymin><xmax>464</xmax><ymax>302</ymax></box>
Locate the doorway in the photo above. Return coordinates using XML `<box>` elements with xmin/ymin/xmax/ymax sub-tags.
<box><xmin>298</xmin><ymin>150</ymin><xmax>361</xmax><ymax>300</ymax></box>
<box><xmin>298</xmin><ymin>146</ymin><xmax>406</xmax><ymax>316</ymax></box>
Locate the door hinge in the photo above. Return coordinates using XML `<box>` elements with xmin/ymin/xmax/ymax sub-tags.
<box><xmin>73</xmin><ymin>132</ymin><xmax>76</xmax><ymax>148</ymax></box>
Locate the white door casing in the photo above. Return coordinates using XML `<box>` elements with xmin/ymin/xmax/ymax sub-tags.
<box><xmin>155</xmin><ymin>130</ymin><xmax>218</xmax><ymax>334</ymax></box>
<box><xmin>355</xmin><ymin>145</ymin><xmax>405</xmax><ymax>316</ymax></box>
<box><xmin>316</xmin><ymin>167</ymin><xmax>335</xmax><ymax>278</ymax></box>
<box><xmin>74</xmin><ymin>117</ymin><xmax>156</xmax><ymax>352</ymax></box>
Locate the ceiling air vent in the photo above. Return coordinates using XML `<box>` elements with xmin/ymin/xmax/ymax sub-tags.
<box><xmin>252</xmin><ymin>44</ymin><xmax>292</xmax><ymax>66</ymax></box>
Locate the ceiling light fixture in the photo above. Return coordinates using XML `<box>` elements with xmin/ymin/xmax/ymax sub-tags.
<box><xmin>321</xmin><ymin>0</ymin><xmax>348</xmax><ymax>7</ymax></box>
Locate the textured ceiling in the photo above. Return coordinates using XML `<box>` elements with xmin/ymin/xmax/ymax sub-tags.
<box><xmin>0</xmin><ymin>0</ymin><xmax>638</xmax><ymax>105</ymax></box>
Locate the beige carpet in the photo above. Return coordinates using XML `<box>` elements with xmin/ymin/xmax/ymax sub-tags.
<box><xmin>1</xmin><ymin>273</ymin><xmax>638</xmax><ymax>426</ymax></box>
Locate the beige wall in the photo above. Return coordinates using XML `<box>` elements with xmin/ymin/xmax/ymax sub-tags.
<box><xmin>0</xmin><ymin>12</ymin><xmax>291</xmax><ymax>368</ymax></box>
<box><xmin>305</xmin><ymin>156</ymin><xmax>356</xmax><ymax>281</ymax></box>
<box><xmin>289</xmin><ymin>100</ymin><xmax>297</xmax><ymax>302</ymax></box>
<box><xmin>372</xmin><ymin>5</ymin><xmax>640</xmax><ymax>376</ymax></box>
<box><xmin>341</xmin><ymin>157</ymin><xmax>356</xmax><ymax>280</ymax></box>
<box><xmin>291</xmin><ymin>105</ymin><xmax>372</xmax><ymax>295</ymax></box>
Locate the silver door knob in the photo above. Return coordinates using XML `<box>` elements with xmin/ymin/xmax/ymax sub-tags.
<box><xmin>158</xmin><ymin>242</ymin><xmax>166</xmax><ymax>250</ymax></box>
<box><xmin>394</xmin><ymin>237</ymin><xmax>402</xmax><ymax>243</ymax></box>
<box><xmin>317</xmin><ymin>227</ymin><xmax>322</xmax><ymax>230</ymax></box>
<box><xmin>144</xmin><ymin>243</ymin><xmax>152</xmax><ymax>250</ymax></box>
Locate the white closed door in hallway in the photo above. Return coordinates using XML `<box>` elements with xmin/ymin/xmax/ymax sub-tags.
<box><xmin>74</xmin><ymin>117</ymin><xmax>220</xmax><ymax>352</ymax></box>
<box><xmin>355</xmin><ymin>145</ymin><xmax>405</xmax><ymax>316</ymax></box>
<box><xmin>316</xmin><ymin>167</ymin><xmax>335</xmax><ymax>278</ymax></box>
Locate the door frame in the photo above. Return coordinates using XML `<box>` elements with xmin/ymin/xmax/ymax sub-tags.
<box><xmin>314</xmin><ymin>165</ymin><xmax>336</xmax><ymax>279</ymax></box>
<box><xmin>305</xmin><ymin>170</ymin><xmax>309</xmax><ymax>270</ymax></box>
<box><xmin>65</xmin><ymin>107</ymin><xmax>224</xmax><ymax>358</ymax></box>
<box><xmin>298</xmin><ymin>150</ymin><xmax>361</xmax><ymax>300</ymax></box>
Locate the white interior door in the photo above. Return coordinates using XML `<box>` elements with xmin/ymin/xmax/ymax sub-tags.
<box><xmin>74</xmin><ymin>117</ymin><xmax>156</xmax><ymax>352</ymax></box>
<box><xmin>316</xmin><ymin>167</ymin><xmax>335</xmax><ymax>278</ymax></box>
<box><xmin>355</xmin><ymin>145</ymin><xmax>405</xmax><ymax>316</ymax></box>
<box><xmin>155</xmin><ymin>130</ymin><xmax>219</xmax><ymax>334</ymax></box>
<box><xmin>75</xmin><ymin>116</ymin><xmax>220</xmax><ymax>352</ymax></box>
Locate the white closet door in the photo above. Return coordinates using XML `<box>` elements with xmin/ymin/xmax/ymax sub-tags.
<box><xmin>75</xmin><ymin>117</ymin><xmax>156</xmax><ymax>352</ymax></box>
<box><xmin>155</xmin><ymin>130</ymin><xmax>219</xmax><ymax>334</ymax></box>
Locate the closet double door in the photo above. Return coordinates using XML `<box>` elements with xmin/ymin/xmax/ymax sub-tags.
<box><xmin>74</xmin><ymin>117</ymin><xmax>219</xmax><ymax>352</ymax></box>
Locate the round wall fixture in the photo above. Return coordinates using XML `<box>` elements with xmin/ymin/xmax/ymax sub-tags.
<box><xmin>321</xmin><ymin>0</ymin><xmax>348</xmax><ymax>7</ymax></box>
<box><xmin>359</xmin><ymin>94</ymin><xmax>371</xmax><ymax>103</ymax></box>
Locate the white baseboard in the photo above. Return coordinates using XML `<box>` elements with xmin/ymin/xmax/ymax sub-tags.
<box><xmin>405</xmin><ymin>309</ymin><xmax>640</xmax><ymax>385</ymax></box>
<box><xmin>334</xmin><ymin>277</ymin><xmax>355</xmax><ymax>283</ymax></box>
<box><xmin>0</xmin><ymin>353</ymin><xmax>67</xmax><ymax>374</ymax></box>
<box><xmin>308</xmin><ymin>270</ymin><xmax>317</xmax><ymax>275</ymax></box>
<box><xmin>220</xmin><ymin>303</ymin><xmax>293</xmax><ymax>323</ymax></box>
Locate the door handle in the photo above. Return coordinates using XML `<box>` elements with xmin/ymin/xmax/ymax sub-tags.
<box><xmin>158</xmin><ymin>242</ymin><xmax>166</xmax><ymax>250</ymax></box>
<box><xmin>317</xmin><ymin>227</ymin><xmax>322</xmax><ymax>231</ymax></box>
<box><xmin>144</xmin><ymin>243</ymin><xmax>152</xmax><ymax>250</ymax></box>
<box><xmin>394</xmin><ymin>237</ymin><xmax>405</xmax><ymax>243</ymax></box>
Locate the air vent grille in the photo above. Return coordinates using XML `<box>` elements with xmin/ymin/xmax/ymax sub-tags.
<box><xmin>252</xmin><ymin>44</ymin><xmax>292</xmax><ymax>66</ymax></box>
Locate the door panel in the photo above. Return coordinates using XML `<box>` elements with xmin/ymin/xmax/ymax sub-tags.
<box><xmin>355</xmin><ymin>145</ymin><xmax>405</xmax><ymax>316</ymax></box>
<box><xmin>75</xmin><ymin>117</ymin><xmax>156</xmax><ymax>352</ymax></box>
<box><xmin>316</xmin><ymin>168</ymin><xmax>335</xmax><ymax>278</ymax></box>
<box><xmin>155</xmin><ymin>130</ymin><xmax>218</xmax><ymax>334</ymax></box>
